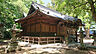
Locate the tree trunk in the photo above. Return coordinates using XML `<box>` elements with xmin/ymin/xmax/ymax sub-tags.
<box><xmin>88</xmin><ymin>0</ymin><xmax>96</xmax><ymax>21</ymax></box>
<box><xmin>86</xmin><ymin>28</ymin><xmax>90</xmax><ymax>38</ymax></box>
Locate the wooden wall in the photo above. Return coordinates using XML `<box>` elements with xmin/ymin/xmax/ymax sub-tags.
<box><xmin>31</xmin><ymin>24</ymin><xmax>35</xmax><ymax>32</ymax></box>
<box><xmin>41</xmin><ymin>23</ymin><xmax>56</xmax><ymax>32</ymax></box>
<box><xmin>57</xmin><ymin>22</ymin><xmax>77</xmax><ymax>37</ymax></box>
<box><xmin>22</xmin><ymin>21</ymin><xmax>77</xmax><ymax>37</ymax></box>
<box><xmin>22</xmin><ymin>22</ymin><xmax>57</xmax><ymax>36</ymax></box>
<box><xmin>17</xmin><ymin>10</ymin><xmax>80</xmax><ymax>38</ymax></box>
<box><xmin>59</xmin><ymin>25</ymin><xmax>67</xmax><ymax>36</ymax></box>
<box><xmin>20</xmin><ymin>14</ymin><xmax>78</xmax><ymax>37</ymax></box>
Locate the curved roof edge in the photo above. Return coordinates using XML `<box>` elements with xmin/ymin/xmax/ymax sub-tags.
<box><xmin>27</xmin><ymin>1</ymin><xmax>79</xmax><ymax>21</ymax></box>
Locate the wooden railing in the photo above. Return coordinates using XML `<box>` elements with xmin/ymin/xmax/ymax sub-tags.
<box><xmin>22</xmin><ymin>36</ymin><xmax>63</xmax><ymax>44</ymax></box>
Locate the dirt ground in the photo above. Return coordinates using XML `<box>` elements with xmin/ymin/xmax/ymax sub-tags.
<box><xmin>0</xmin><ymin>46</ymin><xmax>96</xmax><ymax>54</ymax></box>
<box><xmin>0</xmin><ymin>41</ymin><xmax>96</xmax><ymax>54</ymax></box>
<box><xmin>0</xmin><ymin>47</ymin><xmax>96</xmax><ymax>54</ymax></box>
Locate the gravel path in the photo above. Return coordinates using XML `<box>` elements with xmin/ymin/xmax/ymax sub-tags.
<box><xmin>0</xmin><ymin>42</ymin><xmax>96</xmax><ymax>54</ymax></box>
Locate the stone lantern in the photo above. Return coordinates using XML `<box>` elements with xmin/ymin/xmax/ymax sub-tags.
<box><xmin>5</xmin><ymin>24</ymin><xmax>22</xmax><ymax>53</ymax></box>
<box><xmin>11</xmin><ymin>24</ymin><xmax>22</xmax><ymax>41</ymax></box>
<box><xmin>79</xmin><ymin>25</ymin><xmax>84</xmax><ymax>46</ymax></box>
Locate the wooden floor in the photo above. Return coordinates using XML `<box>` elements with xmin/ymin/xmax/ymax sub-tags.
<box><xmin>22</xmin><ymin>36</ymin><xmax>63</xmax><ymax>44</ymax></box>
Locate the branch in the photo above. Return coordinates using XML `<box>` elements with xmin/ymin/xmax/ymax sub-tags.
<box><xmin>94</xmin><ymin>1</ymin><xmax>96</xmax><ymax>3</ymax></box>
<box><xmin>94</xmin><ymin>0</ymin><xmax>96</xmax><ymax>3</ymax></box>
<box><xmin>88</xmin><ymin>0</ymin><xmax>96</xmax><ymax>21</ymax></box>
<box><xmin>73</xmin><ymin>2</ymin><xmax>88</xmax><ymax>8</ymax></box>
<box><xmin>82</xmin><ymin>8</ymin><xmax>91</xmax><ymax>10</ymax></box>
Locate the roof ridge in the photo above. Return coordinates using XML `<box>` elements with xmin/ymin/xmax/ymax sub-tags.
<box><xmin>31</xmin><ymin>1</ymin><xmax>62</xmax><ymax>15</ymax></box>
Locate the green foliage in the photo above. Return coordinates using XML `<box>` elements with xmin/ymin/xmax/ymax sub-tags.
<box><xmin>50</xmin><ymin>0</ymin><xmax>96</xmax><ymax>29</ymax></box>
<box><xmin>0</xmin><ymin>0</ymin><xmax>23</xmax><ymax>29</ymax></box>
<box><xmin>0</xmin><ymin>0</ymin><xmax>38</xmax><ymax>38</ymax></box>
<box><xmin>0</xmin><ymin>1</ymin><xmax>23</xmax><ymax>39</ymax></box>
<box><xmin>11</xmin><ymin>0</ymin><xmax>29</xmax><ymax>14</ymax></box>
<box><xmin>39</xmin><ymin>0</ymin><xmax>44</xmax><ymax>5</ymax></box>
<box><xmin>3</xmin><ymin>31</ymin><xmax>11</xmax><ymax>39</ymax></box>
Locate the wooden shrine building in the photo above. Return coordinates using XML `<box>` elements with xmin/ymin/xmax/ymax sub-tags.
<box><xmin>15</xmin><ymin>1</ymin><xmax>82</xmax><ymax>44</ymax></box>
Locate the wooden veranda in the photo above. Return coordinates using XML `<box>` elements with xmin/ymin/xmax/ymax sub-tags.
<box><xmin>22</xmin><ymin>36</ymin><xmax>63</xmax><ymax>44</ymax></box>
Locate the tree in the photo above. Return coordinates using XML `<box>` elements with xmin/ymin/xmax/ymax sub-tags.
<box><xmin>39</xmin><ymin>0</ymin><xmax>44</xmax><ymax>5</ymax></box>
<box><xmin>0</xmin><ymin>0</ymin><xmax>23</xmax><ymax>38</ymax></box>
<box><xmin>0</xmin><ymin>0</ymin><xmax>38</xmax><ymax>38</ymax></box>
<box><xmin>0</xmin><ymin>0</ymin><xmax>24</xmax><ymax>29</ymax></box>
<box><xmin>50</xmin><ymin>0</ymin><xmax>96</xmax><ymax>38</ymax></box>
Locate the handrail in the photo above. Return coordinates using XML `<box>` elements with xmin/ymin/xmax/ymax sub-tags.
<box><xmin>22</xmin><ymin>36</ymin><xmax>62</xmax><ymax>44</ymax></box>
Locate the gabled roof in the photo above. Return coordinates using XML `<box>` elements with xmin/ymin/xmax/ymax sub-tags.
<box><xmin>15</xmin><ymin>10</ymin><xmax>38</xmax><ymax>22</ymax></box>
<box><xmin>27</xmin><ymin>1</ymin><xmax>78</xmax><ymax>21</ymax></box>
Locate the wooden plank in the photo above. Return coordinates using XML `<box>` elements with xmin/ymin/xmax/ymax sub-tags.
<box><xmin>31</xmin><ymin>24</ymin><xmax>35</xmax><ymax>32</ymax></box>
<box><xmin>28</xmin><ymin>25</ymin><xmax>30</xmax><ymax>33</ymax></box>
<box><xmin>36</xmin><ymin>23</ymin><xmax>40</xmax><ymax>32</ymax></box>
<box><xmin>46</xmin><ymin>24</ymin><xmax>49</xmax><ymax>32</ymax></box>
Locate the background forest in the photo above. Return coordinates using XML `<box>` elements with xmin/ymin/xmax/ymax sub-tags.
<box><xmin>0</xmin><ymin>0</ymin><xmax>96</xmax><ymax>38</ymax></box>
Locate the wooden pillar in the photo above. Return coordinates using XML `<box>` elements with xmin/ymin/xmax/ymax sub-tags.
<box><xmin>47</xmin><ymin>37</ymin><xmax>48</xmax><ymax>44</ymax></box>
<box><xmin>60</xmin><ymin>37</ymin><xmax>62</xmax><ymax>42</ymax></box>
<box><xmin>24</xmin><ymin>37</ymin><xmax>26</xmax><ymax>42</ymax></box>
<box><xmin>40</xmin><ymin>18</ymin><xmax>42</xmax><ymax>37</ymax></box>
<box><xmin>75</xmin><ymin>29</ymin><xmax>78</xmax><ymax>42</ymax></box>
<box><xmin>54</xmin><ymin>37</ymin><xmax>55</xmax><ymax>43</ymax></box>
<box><xmin>30</xmin><ymin>24</ymin><xmax>31</xmax><ymax>35</ymax></box>
<box><xmin>28</xmin><ymin>37</ymin><xmax>29</xmax><ymax>43</ymax></box>
<box><xmin>33</xmin><ymin>37</ymin><xmax>34</xmax><ymax>44</ymax></box>
<box><xmin>38</xmin><ymin>37</ymin><xmax>40</xmax><ymax>44</ymax></box>
<box><xmin>57</xmin><ymin>23</ymin><xmax>60</xmax><ymax>35</ymax></box>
